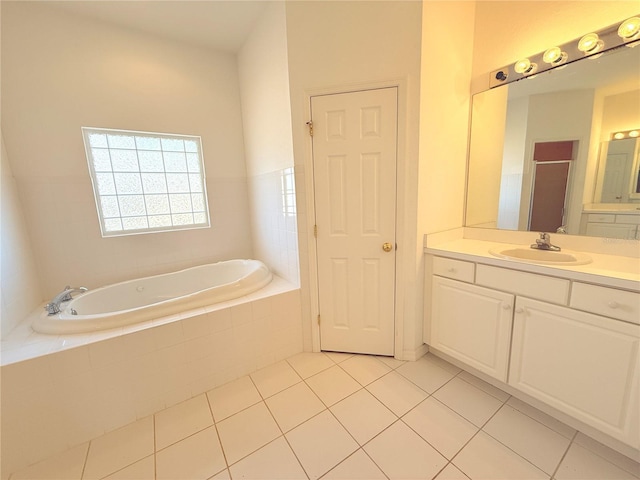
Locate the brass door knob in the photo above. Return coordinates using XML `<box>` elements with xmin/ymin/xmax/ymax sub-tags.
<box><xmin>382</xmin><ymin>242</ymin><xmax>393</xmax><ymax>252</ymax></box>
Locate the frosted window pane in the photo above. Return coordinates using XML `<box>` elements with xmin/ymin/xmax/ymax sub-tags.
<box><xmin>172</xmin><ymin>213</ymin><xmax>193</xmax><ymax>225</ymax></box>
<box><xmin>188</xmin><ymin>174</ymin><xmax>203</xmax><ymax>192</ymax></box>
<box><xmin>114</xmin><ymin>173</ymin><xmax>143</xmax><ymax>194</ymax></box>
<box><xmin>194</xmin><ymin>212</ymin><xmax>207</xmax><ymax>224</ymax></box>
<box><xmin>141</xmin><ymin>173</ymin><xmax>168</xmax><ymax>194</ymax></box>
<box><xmin>191</xmin><ymin>193</ymin><xmax>205</xmax><ymax>212</ymax></box>
<box><xmin>100</xmin><ymin>196</ymin><xmax>120</xmax><ymax>218</ymax></box>
<box><xmin>104</xmin><ymin>218</ymin><xmax>123</xmax><ymax>232</ymax></box>
<box><xmin>95</xmin><ymin>173</ymin><xmax>116</xmax><ymax>195</ymax></box>
<box><xmin>161</xmin><ymin>138</ymin><xmax>184</xmax><ymax>152</ymax></box>
<box><xmin>138</xmin><ymin>151</ymin><xmax>164</xmax><ymax>172</ymax></box>
<box><xmin>92</xmin><ymin>149</ymin><xmax>112</xmax><ymax>171</ymax></box>
<box><xmin>107</xmin><ymin>134</ymin><xmax>136</xmax><ymax>149</ymax></box>
<box><xmin>145</xmin><ymin>194</ymin><xmax>170</xmax><ymax>215</ymax></box>
<box><xmin>149</xmin><ymin>215</ymin><xmax>172</xmax><ymax>228</ymax></box>
<box><xmin>169</xmin><ymin>194</ymin><xmax>191</xmax><ymax>213</ymax></box>
<box><xmin>186</xmin><ymin>153</ymin><xmax>201</xmax><ymax>172</ymax></box>
<box><xmin>135</xmin><ymin>136</ymin><xmax>161</xmax><ymax>151</ymax></box>
<box><xmin>89</xmin><ymin>133</ymin><xmax>108</xmax><ymax>148</ymax></box>
<box><xmin>167</xmin><ymin>173</ymin><xmax>189</xmax><ymax>193</ymax></box>
<box><xmin>111</xmin><ymin>149</ymin><xmax>139</xmax><ymax>171</ymax></box>
<box><xmin>184</xmin><ymin>140</ymin><xmax>198</xmax><ymax>153</ymax></box>
<box><xmin>164</xmin><ymin>152</ymin><xmax>187</xmax><ymax>172</ymax></box>
<box><xmin>122</xmin><ymin>216</ymin><xmax>149</xmax><ymax>230</ymax></box>
<box><xmin>119</xmin><ymin>195</ymin><xmax>146</xmax><ymax>216</ymax></box>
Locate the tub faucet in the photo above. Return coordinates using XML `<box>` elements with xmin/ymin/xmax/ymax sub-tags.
<box><xmin>45</xmin><ymin>286</ymin><xmax>88</xmax><ymax>315</ymax></box>
<box><xmin>531</xmin><ymin>232</ymin><xmax>561</xmax><ymax>252</ymax></box>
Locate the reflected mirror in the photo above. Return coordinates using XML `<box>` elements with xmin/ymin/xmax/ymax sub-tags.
<box><xmin>465</xmin><ymin>43</ymin><xmax>640</xmax><ymax>239</ymax></box>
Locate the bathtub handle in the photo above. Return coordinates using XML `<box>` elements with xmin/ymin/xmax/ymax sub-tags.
<box><xmin>45</xmin><ymin>286</ymin><xmax>88</xmax><ymax>315</ymax></box>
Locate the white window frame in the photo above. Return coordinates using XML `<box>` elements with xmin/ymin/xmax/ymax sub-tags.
<box><xmin>82</xmin><ymin>127</ymin><xmax>211</xmax><ymax>237</ymax></box>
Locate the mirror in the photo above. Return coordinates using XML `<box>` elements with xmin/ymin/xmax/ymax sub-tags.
<box><xmin>465</xmin><ymin>44</ymin><xmax>640</xmax><ymax>238</ymax></box>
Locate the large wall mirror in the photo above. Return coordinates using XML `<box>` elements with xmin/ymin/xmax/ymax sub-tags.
<box><xmin>465</xmin><ymin>43</ymin><xmax>640</xmax><ymax>239</ymax></box>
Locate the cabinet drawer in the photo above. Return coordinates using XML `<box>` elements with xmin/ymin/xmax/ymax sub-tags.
<box><xmin>587</xmin><ymin>214</ymin><xmax>615</xmax><ymax>223</ymax></box>
<box><xmin>615</xmin><ymin>214</ymin><xmax>640</xmax><ymax>225</ymax></box>
<box><xmin>432</xmin><ymin>256</ymin><xmax>474</xmax><ymax>283</ymax></box>
<box><xmin>570</xmin><ymin>283</ymin><xmax>640</xmax><ymax>325</ymax></box>
<box><xmin>476</xmin><ymin>264</ymin><xmax>570</xmax><ymax>304</ymax></box>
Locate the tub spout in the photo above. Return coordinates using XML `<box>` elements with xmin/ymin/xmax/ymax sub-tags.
<box><xmin>45</xmin><ymin>286</ymin><xmax>88</xmax><ymax>315</ymax></box>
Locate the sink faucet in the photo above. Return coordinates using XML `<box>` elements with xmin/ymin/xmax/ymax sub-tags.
<box><xmin>44</xmin><ymin>286</ymin><xmax>88</xmax><ymax>315</ymax></box>
<box><xmin>531</xmin><ymin>232</ymin><xmax>561</xmax><ymax>252</ymax></box>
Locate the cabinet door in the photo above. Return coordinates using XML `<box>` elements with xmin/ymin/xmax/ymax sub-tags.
<box><xmin>585</xmin><ymin>222</ymin><xmax>637</xmax><ymax>239</ymax></box>
<box><xmin>510</xmin><ymin>298</ymin><xmax>640</xmax><ymax>448</ymax></box>
<box><xmin>431</xmin><ymin>276</ymin><xmax>514</xmax><ymax>381</ymax></box>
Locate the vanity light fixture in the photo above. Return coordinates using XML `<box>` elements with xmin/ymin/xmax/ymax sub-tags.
<box><xmin>577</xmin><ymin>33</ymin><xmax>604</xmax><ymax>55</ymax></box>
<box><xmin>630</xmin><ymin>130</ymin><xmax>640</xmax><ymax>138</ymax></box>
<box><xmin>514</xmin><ymin>58</ymin><xmax>537</xmax><ymax>75</ymax></box>
<box><xmin>611</xmin><ymin>129</ymin><xmax>640</xmax><ymax>140</ymax></box>
<box><xmin>543</xmin><ymin>46</ymin><xmax>568</xmax><ymax>65</ymax></box>
<box><xmin>614</xmin><ymin>132</ymin><xmax>626</xmax><ymax>140</ymax></box>
<box><xmin>618</xmin><ymin>16</ymin><xmax>640</xmax><ymax>41</ymax></box>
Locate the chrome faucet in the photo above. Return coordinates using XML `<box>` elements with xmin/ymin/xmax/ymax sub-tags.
<box><xmin>44</xmin><ymin>286</ymin><xmax>88</xmax><ymax>315</ymax></box>
<box><xmin>531</xmin><ymin>232</ymin><xmax>561</xmax><ymax>252</ymax></box>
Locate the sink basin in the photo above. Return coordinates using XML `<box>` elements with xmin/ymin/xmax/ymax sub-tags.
<box><xmin>489</xmin><ymin>247</ymin><xmax>592</xmax><ymax>266</ymax></box>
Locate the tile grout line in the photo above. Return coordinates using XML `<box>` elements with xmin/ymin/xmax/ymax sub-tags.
<box><xmin>80</xmin><ymin>439</ymin><xmax>92</xmax><ymax>480</ymax></box>
<box><xmin>203</xmin><ymin>390</ymin><xmax>231</xmax><ymax>479</ymax></box>
<box><xmin>549</xmin><ymin>430</ymin><xmax>579</xmax><ymax>480</ymax></box>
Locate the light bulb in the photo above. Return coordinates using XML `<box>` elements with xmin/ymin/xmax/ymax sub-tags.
<box><xmin>629</xmin><ymin>130</ymin><xmax>639</xmax><ymax>138</ymax></box>
<box><xmin>614</xmin><ymin>132</ymin><xmax>625</xmax><ymax>140</ymax></box>
<box><xmin>514</xmin><ymin>58</ymin><xmax>537</xmax><ymax>75</ymax></box>
<box><xmin>618</xmin><ymin>17</ymin><xmax>640</xmax><ymax>40</ymax></box>
<box><xmin>578</xmin><ymin>33</ymin><xmax>603</xmax><ymax>54</ymax></box>
<box><xmin>543</xmin><ymin>47</ymin><xmax>568</xmax><ymax>65</ymax></box>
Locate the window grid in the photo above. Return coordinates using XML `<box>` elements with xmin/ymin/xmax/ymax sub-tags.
<box><xmin>83</xmin><ymin>127</ymin><xmax>210</xmax><ymax>237</ymax></box>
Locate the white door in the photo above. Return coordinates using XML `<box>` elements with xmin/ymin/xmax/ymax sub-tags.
<box><xmin>311</xmin><ymin>87</ymin><xmax>397</xmax><ymax>356</ymax></box>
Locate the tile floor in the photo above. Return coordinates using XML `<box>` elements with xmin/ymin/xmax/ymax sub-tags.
<box><xmin>8</xmin><ymin>352</ymin><xmax>640</xmax><ymax>480</ymax></box>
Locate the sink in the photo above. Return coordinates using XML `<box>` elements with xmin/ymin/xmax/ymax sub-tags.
<box><xmin>489</xmin><ymin>247</ymin><xmax>592</xmax><ymax>266</ymax></box>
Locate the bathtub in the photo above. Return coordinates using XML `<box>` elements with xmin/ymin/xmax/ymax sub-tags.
<box><xmin>32</xmin><ymin>259</ymin><xmax>272</xmax><ymax>334</ymax></box>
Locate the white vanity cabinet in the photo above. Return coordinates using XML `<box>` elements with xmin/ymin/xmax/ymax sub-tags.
<box><xmin>583</xmin><ymin>212</ymin><xmax>640</xmax><ymax>239</ymax></box>
<box><xmin>510</xmin><ymin>297</ymin><xmax>639</xmax><ymax>447</ymax></box>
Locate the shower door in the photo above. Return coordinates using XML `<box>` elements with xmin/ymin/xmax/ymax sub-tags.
<box><xmin>310</xmin><ymin>87</ymin><xmax>397</xmax><ymax>356</ymax></box>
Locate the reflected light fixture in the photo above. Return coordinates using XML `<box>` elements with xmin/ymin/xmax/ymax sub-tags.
<box><xmin>618</xmin><ymin>16</ymin><xmax>640</xmax><ymax>41</ymax></box>
<box><xmin>543</xmin><ymin>46</ymin><xmax>568</xmax><ymax>65</ymax></box>
<box><xmin>629</xmin><ymin>130</ymin><xmax>639</xmax><ymax>138</ymax></box>
<box><xmin>614</xmin><ymin>132</ymin><xmax>626</xmax><ymax>139</ymax></box>
<box><xmin>578</xmin><ymin>33</ymin><xmax>604</xmax><ymax>54</ymax></box>
<box><xmin>611</xmin><ymin>129</ymin><xmax>640</xmax><ymax>140</ymax></box>
<box><xmin>514</xmin><ymin>58</ymin><xmax>537</xmax><ymax>75</ymax></box>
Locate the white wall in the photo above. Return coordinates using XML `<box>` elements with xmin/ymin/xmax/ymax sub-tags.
<box><xmin>285</xmin><ymin>0</ymin><xmax>423</xmax><ymax>357</ymax></box>
<box><xmin>238</xmin><ymin>2</ymin><xmax>299</xmax><ymax>286</ymax></box>
<box><xmin>0</xmin><ymin>136</ymin><xmax>43</xmax><ymax>336</ymax></box>
<box><xmin>1</xmin><ymin>3</ymin><xmax>253</xmax><ymax>299</ymax></box>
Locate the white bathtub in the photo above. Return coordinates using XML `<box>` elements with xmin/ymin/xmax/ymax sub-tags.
<box><xmin>33</xmin><ymin>259</ymin><xmax>272</xmax><ymax>334</ymax></box>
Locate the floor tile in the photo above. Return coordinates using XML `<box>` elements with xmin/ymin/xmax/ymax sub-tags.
<box><xmin>364</xmin><ymin>420</ymin><xmax>447</xmax><ymax>480</ymax></box>
<box><xmin>229</xmin><ymin>437</ymin><xmax>307</xmax><ymax>480</ymax></box>
<box><xmin>287</xmin><ymin>352</ymin><xmax>335</xmax><ymax>379</ymax></box>
<box><xmin>216</xmin><ymin>402</ymin><xmax>281</xmax><ymax>465</ymax></box>
<box><xmin>250</xmin><ymin>361</ymin><xmax>301</xmax><ymax>398</ymax></box>
<box><xmin>457</xmin><ymin>370</ymin><xmax>510</xmax><ymax>402</ymax></box>
<box><xmin>155</xmin><ymin>426</ymin><xmax>226</xmax><ymax>480</ymax></box>
<box><xmin>206</xmin><ymin>375</ymin><xmax>262</xmax><ymax>422</ymax></box>
<box><xmin>322</xmin><ymin>449</ymin><xmax>387</xmax><ymax>479</ymax></box>
<box><xmin>366</xmin><ymin>371</ymin><xmax>428</xmax><ymax>416</ymax></box>
<box><xmin>83</xmin><ymin>416</ymin><xmax>154</xmax><ymax>480</ymax></box>
<box><xmin>452</xmin><ymin>431</ymin><xmax>548</xmax><ymax>480</ymax></box>
<box><xmin>286</xmin><ymin>410</ymin><xmax>359</xmax><ymax>480</ymax></box>
<box><xmin>322</xmin><ymin>352</ymin><xmax>354</xmax><ymax>364</ymax></box>
<box><xmin>403</xmin><ymin>397</ymin><xmax>478</xmax><ymax>459</ymax></box>
<box><xmin>435</xmin><ymin>463</ymin><xmax>470</xmax><ymax>479</ymax></box>
<box><xmin>555</xmin><ymin>443</ymin><xmax>639</xmax><ymax>480</ymax></box>
<box><xmin>266</xmin><ymin>382</ymin><xmax>326</xmax><ymax>432</ymax></box>
<box><xmin>305</xmin><ymin>365</ymin><xmax>361</xmax><ymax>407</ymax></box>
<box><xmin>102</xmin><ymin>455</ymin><xmax>154</xmax><ymax>480</ymax></box>
<box><xmin>433</xmin><ymin>377</ymin><xmax>503</xmax><ymax>427</ymax></box>
<box><xmin>339</xmin><ymin>355</ymin><xmax>391</xmax><ymax>386</ymax></box>
<box><xmin>211</xmin><ymin>470</ymin><xmax>231</xmax><ymax>479</ymax></box>
<box><xmin>422</xmin><ymin>353</ymin><xmax>462</xmax><ymax>375</ymax></box>
<box><xmin>396</xmin><ymin>356</ymin><xmax>456</xmax><ymax>394</ymax></box>
<box><xmin>9</xmin><ymin>442</ymin><xmax>88</xmax><ymax>480</ymax></box>
<box><xmin>573</xmin><ymin>432</ymin><xmax>640</xmax><ymax>478</ymax></box>
<box><xmin>330</xmin><ymin>389</ymin><xmax>397</xmax><ymax>445</ymax></box>
<box><xmin>506</xmin><ymin>396</ymin><xmax>576</xmax><ymax>439</ymax></box>
<box><xmin>483</xmin><ymin>404</ymin><xmax>571</xmax><ymax>475</ymax></box>
<box><xmin>375</xmin><ymin>355</ymin><xmax>406</xmax><ymax>370</ymax></box>
<box><xmin>154</xmin><ymin>394</ymin><xmax>213</xmax><ymax>450</ymax></box>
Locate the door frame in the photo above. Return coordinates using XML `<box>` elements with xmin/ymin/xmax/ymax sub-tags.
<box><xmin>302</xmin><ymin>78</ymin><xmax>409</xmax><ymax>358</ymax></box>
<box><xmin>527</xmin><ymin>159</ymin><xmax>573</xmax><ymax>232</ymax></box>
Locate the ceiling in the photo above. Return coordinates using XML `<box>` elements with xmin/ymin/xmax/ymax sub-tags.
<box><xmin>47</xmin><ymin>1</ymin><xmax>269</xmax><ymax>53</ymax></box>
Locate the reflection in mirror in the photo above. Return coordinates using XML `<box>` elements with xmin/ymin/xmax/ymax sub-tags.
<box><xmin>466</xmin><ymin>44</ymin><xmax>640</xmax><ymax>239</ymax></box>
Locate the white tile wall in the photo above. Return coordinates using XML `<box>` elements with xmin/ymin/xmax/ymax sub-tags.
<box><xmin>0</xmin><ymin>286</ymin><xmax>302</xmax><ymax>476</ymax></box>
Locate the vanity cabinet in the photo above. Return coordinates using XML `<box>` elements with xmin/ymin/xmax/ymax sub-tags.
<box><xmin>583</xmin><ymin>212</ymin><xmax>640</xmax><ymax>239</ymax></box>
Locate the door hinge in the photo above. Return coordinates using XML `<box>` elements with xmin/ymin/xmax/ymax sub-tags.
<box><xmin>314</xmin><ymin>224</ymin><xmax>318</xmax><ymax>238</ymax></box>
<box><xmin>317</xmin><ymin>314</ymin><xmax>321</xmax><ymax>325</ymax></box>
<box><xmin>306</xmin><ymin>121</ymin><xmax>313</xmax><ymax>137</ymax></box>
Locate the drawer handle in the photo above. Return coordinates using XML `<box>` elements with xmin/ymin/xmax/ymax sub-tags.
<box><xmin>608</xmin><ymin>301</ymin><xmax>620</xmax><ymax>309</ymax></box>
<box><xmin>515</xmin><ymin>307</ymin><xmax>524</xmax><ymax>314</ymax></box>
<box><xmin>502</xmin><ymin>303</ymin><xmax>512</xmax><ymax>310</ymax></box>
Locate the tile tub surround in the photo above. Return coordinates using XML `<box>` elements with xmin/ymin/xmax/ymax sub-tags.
<box><xmin>0</xmin><ymin>277</ymin><xmax>302</xmax><ymax>476</ymax></box>
<box><xmin>6</xmin><ymin>352</ymin><xmax>640</xmax><ymax>480</ymax></box>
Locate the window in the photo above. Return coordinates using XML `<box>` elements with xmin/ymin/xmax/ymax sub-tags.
<box><xmin>82</xmin><ymin>127</ymin><xmax>210</xmax><ymax>237</ymax></box>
